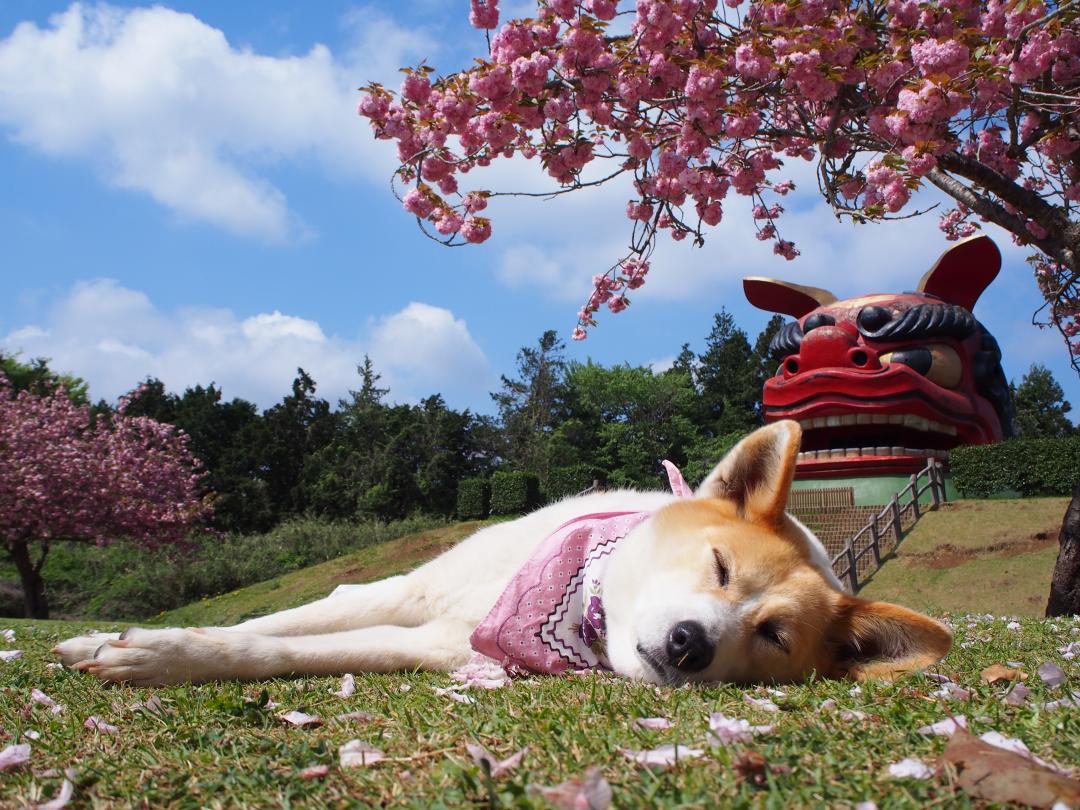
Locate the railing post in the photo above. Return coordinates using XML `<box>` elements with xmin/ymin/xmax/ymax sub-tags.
<box><xmin>910</xmin><ymin>474</ymin><xmax>921</xmax><ymax>519</ymax></box>
<box><xmin>929</xmin><ymin>461</ymin><xmax>942</xmax><ymax>508</ymax></box>
<box><xmin>891</xmin><ymin>494</ymin><xmax>902</xmax><ymax>544</ymax></box>
<box><xmin>870</xmin><ymin>518</ymin><xmax>881</xmax><ymax>567</ymax></box>
<box><xmin>846</xmin><ymin>541</ymin><xmax>858</xmax><ymax>592</ymax></box>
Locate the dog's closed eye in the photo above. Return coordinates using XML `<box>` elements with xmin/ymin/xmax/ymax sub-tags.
<box><xmin>756</xmin><ymin>620</ymin><xmax>789</xmax><ymax>653</ymax></box>
<box><xmin>712</xmin><ymin>549</ymin><xmax>729</xmax><ymax>588</ymax></box>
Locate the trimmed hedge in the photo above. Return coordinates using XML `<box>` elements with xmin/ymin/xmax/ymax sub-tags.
<box><xmin>543</xmin><ymin>464</ymin><xmax>604</xmax><ymax>502</ymax></box>
<box><xmin>490</xmin><ymin>470</ymin><xmax>541</xmax><ymax>515</ymax></box>
<box><xmin>456</xmin><ymin>477</ymin><xmax>490</xmax><ymax>519</ymax></box>
<box><xmin>950</xmin><ymin>437</ymin><xmax>1080</xmax><ymax>498</ymax></box>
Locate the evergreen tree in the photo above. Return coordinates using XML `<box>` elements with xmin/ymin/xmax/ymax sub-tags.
<box><xmin>491</xmin><ymin>330</ymin><xmax>566</xmax><ymax>477</ymax></box>
<box><xmin>1013</xmin><ymin>364</ymin><xmax>1075</xmax><ymax>438</ymax></box>
<box><xmin>262</xmin><ymin>369</ymin><xmax>336</xmax><ymax>518</ymax></box>
<box><xmin>751</xmin><ymin>314</ymin><xmax>787</xmax><ymax>424</ymax></box>
<box><xmin>696</xmin><ymin>309</ymin><xmax>759</xmax><ymax>437</ymax></box>
<box><xmin>666</xmin><ymin>342</ymin><xmax>698</xmax><ymax>388</ymax></box>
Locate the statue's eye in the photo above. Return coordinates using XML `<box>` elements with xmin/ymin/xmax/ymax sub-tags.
<box><xmin>858</xmin><ymin>305</ymin><xmax>892</xmax><ymax>333</ymax></box>
<box><xmin>879</xmin><ymin>344</ymin><xmax>963</xmax><ymax>389</ymax></box>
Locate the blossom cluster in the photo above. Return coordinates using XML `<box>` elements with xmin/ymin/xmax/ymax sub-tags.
<box><xmin>359</xmin><ymin>0</ymin><xmax>1080</xmax><ymax>344</ymax></box>
<box><xmin>0</xmin><ymin>375</ymin><xmax>211</xmax><ymax>548</ymax></box>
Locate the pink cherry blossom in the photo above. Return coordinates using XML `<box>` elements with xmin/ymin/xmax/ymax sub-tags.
<box><xmin>357</xmin><ymin>0</ymin><xmax>1080</xmax><ymax>350</ymax></box>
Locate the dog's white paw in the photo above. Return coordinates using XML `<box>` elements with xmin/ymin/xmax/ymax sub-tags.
<box><xmin>53</xmin><ymin>632</ymin><xmax>121</xmax><ymax>667</ymax></box>
<box><xmin>71</xmin><ymin>627</ymin><xmax>224</xmax><ymax>686</ymax></box>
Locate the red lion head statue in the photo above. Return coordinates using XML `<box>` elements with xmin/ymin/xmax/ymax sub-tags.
<box><xmin>744</xmin><ymin>235</ymin><xmax>1016</xmax><ymax>478</ymax></box>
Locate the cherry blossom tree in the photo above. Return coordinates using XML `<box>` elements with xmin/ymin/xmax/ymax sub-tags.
<box><xmin>0</xmin><ymin>374</ymin><xmax>211</xmax><ymax>618</ymax></box>
<box><xmin>358</xmin><ymin>0</ymin><xmax>1080</xmax><ymax>369</ymax></box>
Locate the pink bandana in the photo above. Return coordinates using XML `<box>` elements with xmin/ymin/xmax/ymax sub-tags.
<box><xmin>469</xmin><ymin>462</ymin><xmax>692</xmax><ymax>674</ymax></box>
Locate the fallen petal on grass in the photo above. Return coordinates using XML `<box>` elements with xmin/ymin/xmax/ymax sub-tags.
<box><xmin>980</xmin><ymin>731</ymin><xmax>1070</xmax><ymax>774</ymax></box>
<box><xmin>732</xmin><ymin>750</ymin><xmax>791</xmax><ymax>786</ymax></box>
<box><xmin>887</xmin><ymin>758</ymin><xmax>933</xmax><ymax>780</ymax></box>
<box><xmin>931</xmin><ymin>682</ymin><xmax>972</xmax><ymax>701</ymax></box>
<box><xmin>918</xmin><ymin>716</ymin><xmax>966</xmax><ymax>737</ymax></box>
<box><xmin>451</xmin><ymin>655</ymin><xmax>510</xmax><ymax>689</ymax></box>
<box><xmin>433</xmin><ymin>687</ymin><xmax>476</xmax><ymax>704</ymax></box>
<box><xmin>0</xmin><ymin>743</ymin><xmax>31</xmax><ymax>771</ymax></box>
<box><xmin>528</xmin><ymin>767</ymin><xmax>612</xmax><ymax>809</ymax></box>
<box><xmin>635</xmin><ymin>717</ymin><xmax>673</xmax><ymax>730</ymax></box>
<box><xmin>466</xmin><ymin>743</ymin><xmax>528</xmax><ymax>777</ymax></box>
<box><xmin>619</xmin><ymin>744</ymin><xmax>704</xmax><ymax>769</ymax></box>
<box><xmin>130</xmin><ymin>695</ymin><xmax>167</xmax><ymax>717</ymax></box>
<box><xmin>23</xmin><ymin>730</ymin><xmax>40</xmax><ymax>741</ymax></box>
<box><xmin>744</xmin><ymin>695</ymin><xmax>780</xmax><ymax>712</ymax></box>
<box><xmin>83</xmin><ymin>716</ymin><xmax>119</xmax><ymax>735</ymax></box>
<box><xmin>1038</xmin><ymin>662</ymin><xmax>1066</xmax><ymax>688</ymax></box>
<box><xmin>339</xmin><ymin>740</ymin><xmax>385</xmax><ymax>768</ymax></box>
<box><xmin>981</xmin><ymin>664</ymin><xmax>1027</xmax><ymax>684</ymax></box>
<box><xmin>30</xmin><ymin>689</ymin><xmax>64</xmax><ymax>715</ymax></box>
<box><xmin>1003</xmin><ymin>684</ymin><xmax>1031</xmax><ymax>706</ymax></box>
<box><xmin>298</xmin><ymin>764</ymin><xmax>329</xmax><ymax>779</ymax></box>
<box><xmin>2</xmin><ymin>629</ymin><xmax>14</xmax><ymax>642</ymax></box>
<box><xmin>278</xmin><ymin>711</ymin><xmax>322</xmax><ymax>727</ymax></box>
<box><xmin>707</xmin><ymin>713</ymin><xmax>773</xmax><ymax>744</ymax></box>
<box><xmin>936</xmin><ymin>729</ymin><xmax>1080</xmax><ymax>806</ymax></box>
<box><xmin>333</xmin><ymin>674</ymin><xmax>355</xmax><ymax>698</ymax></box>
<box><xmin>839</xmin><ymin>710</ymin><xmax>868</xmax><ymax>721</ymax></box>
<box><xmin>34</xmin><ymin>768</ymin><xmax>76</xmax><ymax>810</ymax></box>
<box><xmin>0</xmin><ymin>650</ymin><xmax>24</xmax><ymax>661</ymax></box>
<box><xmin>335</xmin><ymin>711</ymin><xmax>375</xmax><ymax>724</ymax></box>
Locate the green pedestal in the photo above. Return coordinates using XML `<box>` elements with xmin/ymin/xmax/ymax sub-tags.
<box><xmin>792</xmin><ymin>471</ymin><xmax>957</xmax><ymax>506</ymax></box>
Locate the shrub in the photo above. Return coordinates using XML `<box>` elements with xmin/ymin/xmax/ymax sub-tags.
<box><xmin>0</xmin><ymin>515</ymin><xmax>448</xmax><ymax>620</ymax></box>
<box><xmin>950</xmin><ymin>437</ymin><xmax>1080</xmax><ymax>498</ymax></box>
<box><xmin>456</xmin><ymin>477</ymin><xmax>490</xmax><ymax>519</ymax></box>
<box><xmin>490</xmin><ymin>471</ymin><xmax>541</xmax><ymax>515</ymax></box>
<box><xmin>543</xmin><ymin>464</ymin><xmax>604</xmax><ymax>502</ymax></box>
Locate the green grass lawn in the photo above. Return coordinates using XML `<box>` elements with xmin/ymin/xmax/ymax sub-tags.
<box><xmin>859</xmin><ymin>498</ymin><xmax>1069</xmax><ymax>616</ymax></box>
<box><xmin>2</xmin><ymin>615</ymin><xmax>1078</xmax><ymax>808</ymax></box>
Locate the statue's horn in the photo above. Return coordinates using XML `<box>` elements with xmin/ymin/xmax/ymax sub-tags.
<box><xmin>743</xmin><ymin>277</ymin><xmax>838</xmax><ymax>319</ymax></box>
<box><xmin>916</xmin><ymin>235</ymin><xmax>1001</xmax><ymax>311</ymax></box>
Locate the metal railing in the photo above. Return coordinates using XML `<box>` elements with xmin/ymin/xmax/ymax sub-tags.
<box><xmin>830</xmin><ymin>459</ymin><xmax>948</xmax><ymax>592</ymax></box>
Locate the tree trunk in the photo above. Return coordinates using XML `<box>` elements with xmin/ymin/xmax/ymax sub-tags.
<box><xmin>1046</xmin><ymin>483</ymin><xmax>1080</xmax><ymax>617</ymax></box>
<box><xmin>9</xmin><ymin>541</ymin><xmax>49</xmax><ymax>620</ymax></box>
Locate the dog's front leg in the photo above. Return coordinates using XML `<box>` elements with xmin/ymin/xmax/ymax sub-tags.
<box><xmin>54</xmin><ymin>576</ymin><xmax>429</xmax><ymax>669</ymax></box>
<box><xmin>76</xmin><ymin>620</ymin><xmax>475</xmax><ymax>686</ymax></box>
<box><xmin>226</xmin><ymin>575</ymin><xmax>425</xmax><ymax>636</ymax></box>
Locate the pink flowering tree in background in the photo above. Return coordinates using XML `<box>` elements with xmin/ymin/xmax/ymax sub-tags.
<box><xmin>0</xmin><ymin>374</ymin><xmax>211</xmax><ymax>618</ymax></box>
<box><xmin>358</xmin><ymin>0</ymin><xmax>1080</xmax><ymax>370</ymax></box>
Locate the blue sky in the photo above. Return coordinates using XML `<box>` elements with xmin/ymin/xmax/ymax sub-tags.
<box><xmin>2</xmin><ymin>1</ymin><xmax>1078</xmax><ymax>420</ymax></box>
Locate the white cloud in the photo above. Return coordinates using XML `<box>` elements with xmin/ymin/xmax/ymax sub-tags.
<box><xmin>0</xmin><ymin>279</ymin><xmax>494</xmax><ymax>411</ymax></box>
<box><xmin>0</xmin><ymin>3</ymin><xmax>434</xmax><ymax>240</ymax></box>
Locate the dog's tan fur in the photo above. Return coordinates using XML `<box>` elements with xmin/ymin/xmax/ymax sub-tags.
<box><xmin>55</xmin><ymin>421</ymin><xmax>950</xmax><ymax>686</ymax></box>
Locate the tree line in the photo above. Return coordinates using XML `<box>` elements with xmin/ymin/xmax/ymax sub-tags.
<box><xmin>2</xmin><ymin>312</ymin><xmax>1075</xmax><ymax>536</ymax></box>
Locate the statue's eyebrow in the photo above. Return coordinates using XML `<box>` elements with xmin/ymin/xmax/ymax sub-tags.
<box><xmin>857</xmin><ymin>303</ymin><xmax>976</xmax><ymax>342</ymax></box>
<box><xmin>767</xmin><ymin>320</ymin><xmax>803</xmax><ymax>360</ymax></box>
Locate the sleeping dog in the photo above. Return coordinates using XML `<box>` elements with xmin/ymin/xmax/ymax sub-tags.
<box><xmin>55</xmin><ymin>421</ymin><xmax>951</xmax><ymax>685</ymax></box>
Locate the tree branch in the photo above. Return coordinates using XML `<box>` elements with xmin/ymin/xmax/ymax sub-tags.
<box><xmin>936</xmin><ymin>152</ymin><xmax>1069</xmax><ymax>235</ymax></box>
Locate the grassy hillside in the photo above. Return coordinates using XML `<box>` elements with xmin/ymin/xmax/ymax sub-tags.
<box><xmin>152</xmin><ymin>521</ymin><xmax>486</xmax><ymax>627</ymax></box>
<box><xmin>859</xmin><ymin>497</ymin><xmax>1069</xmax><ymax>616</ymax></box>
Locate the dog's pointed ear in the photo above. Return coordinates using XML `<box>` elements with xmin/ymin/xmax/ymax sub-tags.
<box><xmin>826</xmin><ymin>595</ymin><xmax>952</xmax><ymax>681</ymax></box>
<box><xmin>696</xmin><ymin>421</ymin><xmax>801</xmax><ymax>525</ymax></box>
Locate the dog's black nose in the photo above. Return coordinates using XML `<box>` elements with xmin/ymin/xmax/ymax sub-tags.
<box><xmin>665</xmin><ymin>620</ymin><xmax>712</xmax><ymax>673</ymax></box>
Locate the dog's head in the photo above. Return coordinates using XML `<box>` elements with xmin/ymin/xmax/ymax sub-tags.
<box><xmin>602</xmin><ymin>420</ymin><xmax>952</xmax><ymax>684</ymax></box>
